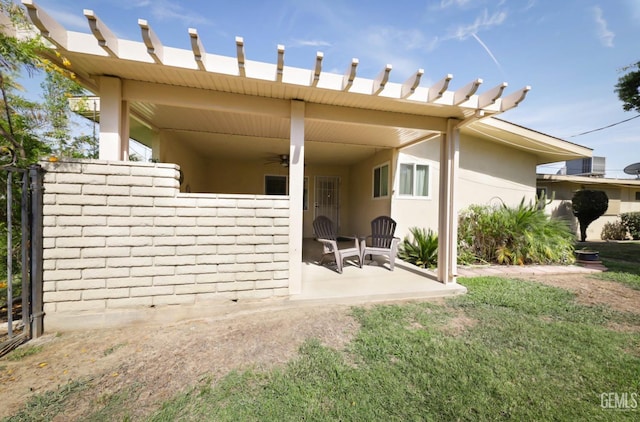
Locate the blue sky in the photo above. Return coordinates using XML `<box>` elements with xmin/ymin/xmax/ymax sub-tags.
<box><xmin>26</xmin><ymin>0</ymin><xmax>640</xmax><ymax>177</ymax></box>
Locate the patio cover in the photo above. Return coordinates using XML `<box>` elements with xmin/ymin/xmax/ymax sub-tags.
<box><xmin>16</xmin><ymin>1</ymin><xmax>591</xmax><ymax>288</ymax></box>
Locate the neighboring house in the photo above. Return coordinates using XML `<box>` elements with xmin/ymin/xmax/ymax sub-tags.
<box><xmin>537</xmin><ymin>174</ymin><xmax>640</xmax><ymax>240</ymax></box>
<box><xmin>12</xmin><ymin>3</ymin><xmax>591</xmax><ymax>326</ymax></box>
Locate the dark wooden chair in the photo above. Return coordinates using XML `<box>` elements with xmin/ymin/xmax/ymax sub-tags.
<box><xmin>312</xmin><ymin>216</ymin><xmax>361</xmax><ymax>273</ymax></box>
<box><xmin>360</xmin><ymin>216</ymin><xmax>400</xmax><ymax>271</ymax></box>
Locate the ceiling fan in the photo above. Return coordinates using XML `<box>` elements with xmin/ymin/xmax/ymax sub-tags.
<box><xmin>264</xmin><ymin>154</ymin><xmax>289</xmax><ymax>167</ymax></box>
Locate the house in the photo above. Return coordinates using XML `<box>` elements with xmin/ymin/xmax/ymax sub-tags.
<box><xmin>537</xmin><ymin>173</ymin><xmax>640</xmax><ymax>240</ymax></box>
<box><xmin>14</xmin><ymin>2</ymin><xmax>591</xmax><ymax>328</ymax></box>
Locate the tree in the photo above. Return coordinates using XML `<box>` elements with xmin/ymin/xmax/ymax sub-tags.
<box><xmin>0</xmin><ymin>0</ymin><xmax>48</xmax><ymax>166</ymax></box>
<box><xmin>615</xmin><ymin>61</ymin><xmax>640</xmax><ymax>113</ymax></box>
<box><xmin>1</xmin><ymin>0</ymin><xmax>95</xmax><ymax>165</ymax></box>
<box><xmin>1</xmin><ymin>1</ymin><xmax>94</xmax><ymax>284</ymax></box>
<box><xmin>571</xmin><ymin>190</ymin><xmax>609</xmax><ymax>242</ymax></box>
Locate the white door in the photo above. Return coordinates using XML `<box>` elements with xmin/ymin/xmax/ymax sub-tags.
<box><xmin>314</xmin><ymin>176</ymin><xmax>340</xmax><ymax>229</ymax></box>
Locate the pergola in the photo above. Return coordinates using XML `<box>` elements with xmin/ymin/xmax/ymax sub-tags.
<box><xmin>20</xmin><ymin>0</ymin><xmax>537</xmax><ymax>288</ymax></box>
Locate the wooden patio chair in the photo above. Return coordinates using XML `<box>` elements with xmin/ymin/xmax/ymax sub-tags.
<box><xmin>312</xmin><ymin>216</ymin><xmax>362</xmax><ymax>274</ymax></box>
<box><xmin>360</xmin><ymin>216</ymin><xmax>400</xmax><ymax>271</ymax></box>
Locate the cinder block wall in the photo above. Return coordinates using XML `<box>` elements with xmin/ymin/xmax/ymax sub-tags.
<box><xmin>41</xmin><ymin>159</ymin><xmax>290</xmax><ymax>318</ymax></box>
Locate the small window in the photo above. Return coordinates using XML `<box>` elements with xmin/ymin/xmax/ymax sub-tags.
<box><xmin>373</xmin><ymin>163</ymin><xmax>389</xmax><ymax>198</ymax></box>
<box><xmin>636</xmin><ymin>191</ymin><xmax>640</xmax><ymax>201</ymax></box>
<box><xmin>265</xmin><ymin>175</ymin><xmax>287</xmax><ymax>195</ymax></box>
<box><xmin>399</xmin><ymin>163</ymin><xmax>429</xmax><ymax>197</ymax></box>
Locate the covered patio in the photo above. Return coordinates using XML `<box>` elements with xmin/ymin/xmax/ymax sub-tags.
<box><xmin>298</xmin><ymin>238</ymin><xmax>466</xmax><ymax>303</ymax></box>
<box><xmin>20</xmin><ymin>0</ymin><xmax>539</xmax><ymax>292</ymax></box>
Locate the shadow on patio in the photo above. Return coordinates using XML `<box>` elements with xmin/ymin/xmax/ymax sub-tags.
<box><xmin>293</xmin><ymin>238</ymin><xmax>467</xmax><ymax>304</ymax></box>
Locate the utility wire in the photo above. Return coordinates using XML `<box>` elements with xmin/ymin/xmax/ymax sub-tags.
<box><xmin>569</xmin><ymin>114</ymin><xmax>640</xmax><ymax>137</ymax></box>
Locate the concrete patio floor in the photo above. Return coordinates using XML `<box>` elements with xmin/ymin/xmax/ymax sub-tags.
<box><xmin>293</xmin><ymin>239</ymin><xmax>606</xmax><ymax>305</ymax></box>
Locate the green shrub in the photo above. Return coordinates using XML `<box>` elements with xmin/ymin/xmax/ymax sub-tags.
<box><xmin>398</xmin><ymin>227</ymin><xmax>438</xmax><ymax>268</ymax></box>
<box><xmin>458</xmin><ymin>198</ymin><xmax>575</xmax><ymax>265</ymax></box>
<box><xmin>621</xmin><ymin>212</ymin><xmax>640</xmax><ymax>240</ymax></box>
<box><xmin>601</xmin><ymin>220</ymin><xmax>628</xmax><ymax>240</ymax></box>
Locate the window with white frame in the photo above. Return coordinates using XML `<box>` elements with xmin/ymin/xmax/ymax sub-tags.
<box><xmin>373</xmin><ymin>163</ymin><xmax>389</xmax><ymax>198</ymax></box>
<box><xmin>399</xmin><ymin>163</ymin><xmax>429</xmax><ymax>197</ymax></box>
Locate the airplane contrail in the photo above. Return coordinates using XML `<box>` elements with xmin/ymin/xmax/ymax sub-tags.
<box><xmin>471</xmin><ymin>33</ymin><xmax>502</xmax><ymax>72</ymax></box>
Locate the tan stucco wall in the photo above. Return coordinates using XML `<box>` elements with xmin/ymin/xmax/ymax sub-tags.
<box><xmin>538</xmin><ymin>180</ymin><xmax>640</xmax><ymax>240</ymax></box>
<box><xmin>348</xmin><ymin>149</ymin><xmax>394</xmax><ymax>237</ymax></box>
<box><xmin>391</xmin><ymin>135</ymin><xmax>538</xmax><ymax>241</ymax></box>
<box><xmin>159</xmin><ymin>132</ymin><xmax>210</xmax><ymax>193</ymax></box>
<box><xmin>458</xmin><ymin>135</ymin><xmax>538</xmax><ymax>207</ymax></box>
<box><xmin>391</xmin><ymin>138</ymin><xmax>440</xmax><ymax>240</ymax></box>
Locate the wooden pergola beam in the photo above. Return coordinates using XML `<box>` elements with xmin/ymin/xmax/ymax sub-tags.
<box><xmin>342</xmin><ymin>58</ymin><xmax>358</xmax><ymax>91</ymax></box>
<box><xmin>427</xmin><ymin>74</ymin><xmax>453</xmax><ymax>102</ymax></box>
<box><xmin>188</xmin><ymin>28</ymin><xmax>207</xmax><ymax>71</ymax></box>
<box><xmin>310</xmin><ymin>51</ymin><xmax>323</xmax><ymax>87</ymax></box>
<box><xmin>478</xmin><ymin>82</ymin><xmax>508</xmax><ymax>109</ymax></box>
<box><xmin>276</xmin><ymin>44</ymin><xmax>285</xmax><ymax>82</ymax></box>
<box><xmin>236</xmin><ymin>36</ymin><xmax>246</xmax><ymax>77</ymax></box>
<box><xmin>84</xmin><ymin>9</ymin><xmax>118</xmax><ymax>57</ymax></box>
<box><xmin>401</xmin><ymin>69</ymin><xmax>424</xmax><ymax>99</ymax></box>
<box><xmin>138</xmin><ymin>19</ymin><xmax>163</xmax><ymax>64</ymax></box>
<box><xmin>22</xmin><ymin>0</ymin><xmax>67</xmax><ymax>49</ymax></box>
<box><xmin>453</xmin><ymin>78</ymin><xmax>482</xmax><ymax>105</ymax></box>
<box><xmin>501</xmin><ymin>86</ymin><xmax>531</xmax><ymax>111</ymax></box>
<box><xmin>372</xmin><ymin>64</ymin><xmax>392</xmax><ymax>95</ymax></box>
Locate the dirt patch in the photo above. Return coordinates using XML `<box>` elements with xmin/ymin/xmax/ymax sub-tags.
<box><xmin>0</xmin><ymin>303</ymin><xmax>359</xmax><ymax>419</ymax></box>
<box><xmin>519</xmin><ymin>273</ymin><xmax>640</xmax><ymax>315</ymax></box>
<box><xmin>440</xmin><ymin>314</ymin><xmax>478</xmax><ymax>336</ymax></box>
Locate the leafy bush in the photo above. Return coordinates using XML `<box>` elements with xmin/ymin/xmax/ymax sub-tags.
<box><xmin>398</xmin><ymin>227</ymin><xmax>438</xmax><ymax>268</ymax></box>
<box><xmin>571</xmin><ymin>190</ymin><xmax>608</xmax><ymax>242</ymax></box>
<box><xmin>601</xmin><ymin>220</ymin><xmax>628</xmax><ymax>240</ymax></box>
<box><xmin>621</xmin><ymin>212</ymin><xmax>640</xmax><ymax>240</ymax></box>
<box><xmin>458</xmin><ymin>199</ymin><xmax>575</xmax><ymax>265</ymax></box>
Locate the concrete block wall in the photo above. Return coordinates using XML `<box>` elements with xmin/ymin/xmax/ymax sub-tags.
<box><xmin>41</xmin><ymin>159</ymin><xmax>290</xmax><ymax>317</ymax></box>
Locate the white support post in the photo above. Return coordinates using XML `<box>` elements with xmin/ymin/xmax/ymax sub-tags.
<box><xmin>288</xmin><ymin>100</ymin><xmax>305</xmax><ymax>295</ymax></box>
<box><xmin>437</xmin><ymin>119</ymin><xmax>460</xmax><ymax>284</ymax></box>
<box><xmin>98</xmin><ymin>76</ymin><xmax>123</xmax><ymax>161</ymax></box>
<box><xmin>120</xmin><ymin>100</ymin><xmax>130</xmax><ymax>160</ymax></box>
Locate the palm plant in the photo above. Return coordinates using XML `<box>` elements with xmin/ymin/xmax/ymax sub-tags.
<box><xmin>398</xmin><ymin>227</ymin><xmax>438</xmax><ymax>268</ymax></box>
<box><xmin>458</xmin><ymin>198</ymin><xmax>575</xmax><ymax>265</ymax></box>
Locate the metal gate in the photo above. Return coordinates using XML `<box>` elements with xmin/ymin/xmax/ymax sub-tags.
<box><xmin>1</xmin><ymin>165</ymin><xmax>44</xmax><ymax>357</ymax></box>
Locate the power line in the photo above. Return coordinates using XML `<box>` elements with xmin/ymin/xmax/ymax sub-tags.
<box><xmin>569</xmin><ymin>114</ymin><xmax>640</xmax><ymax>137</ymax></box>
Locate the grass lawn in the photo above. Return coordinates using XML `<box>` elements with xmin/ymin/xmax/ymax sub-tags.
<box><xmin>6</xmin><ymin>242</ymin><xmax>640</xmax><ymax>421</ymax></box>
<box><xmin>580</xmin><ymin>241</ymin><xmax>640</xmax><ymax>291</ymax></box>
<box><xmin>145</xmin><ymin>243</ymin><xmax>640</xmax><ymax>421</ymax></box>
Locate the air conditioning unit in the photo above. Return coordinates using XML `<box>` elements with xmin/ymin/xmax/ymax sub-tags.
<box><xmin>565</xmin><ymin>157</ymin><xmax>606</xmax><ymax>177</ymax></box>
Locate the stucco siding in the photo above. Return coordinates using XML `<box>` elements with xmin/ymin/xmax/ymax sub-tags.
<box><xmin>348</xmin><ymin>150</ymin><xmax>393</xmax><ymax>237</ymax></box>
<box><xmin>391</xmin><ymin>135</ymin><xmax>538</xmax><ymax>241</ymax></box>
<box><xmin>41</xmin><ymin>159</ymin><xmax>289</xmax><ymax>326</ymax></box>
<box><xmin>458</xmin><ymin>135</ymin><xmax>537</xmax><ymax>208</ymax></box>
<box><xmin>391</xmin><ymin>139</ymin><xmax>440</xmax><ymax>240</ymax></box>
